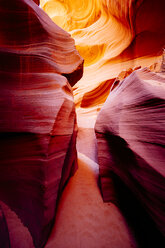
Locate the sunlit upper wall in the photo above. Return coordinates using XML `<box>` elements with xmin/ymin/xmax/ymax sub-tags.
<box><xmin>41</xmin><ymin>0</ymin><xmax>101</xmax><ymax>31</ymax></box>
<box><xmin>41</xmin><ymin>0</ymin><xmax>165</xmax><ymax>110</ymax></box>
<box><xmin>40</xmin><ymin>0</ymin><xmax>133</xmax><ymax>67</ymax></box>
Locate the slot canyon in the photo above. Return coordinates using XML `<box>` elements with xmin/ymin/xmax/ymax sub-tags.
<box><xmin>0</xmin><ymin>0</ymin><xmax>165</xmax><ymax>247</ymax></box>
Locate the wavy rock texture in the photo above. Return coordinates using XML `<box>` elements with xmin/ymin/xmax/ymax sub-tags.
<box><xmin>41</xmin><ymin>0</ymin><xmax>165</xmax><ymax>247</ymax></box>
<box><xmin>95</xmin><ymin>69</ymin><xmax>165</xmax><ymax>246</ymax></box>
<box><xmin>0</xmin><ymin>0</ymin><xmax>83</xmax><ymax>247</ymax></box>
<box><xmin>41</xmin><ymin>0</ymin><xmax>165</xmax><ymax>117</ymax></box>
<box><xmin>1</xmin><ymin>0</ymin><xmax>165</xmax><ymax>247</ymax></box>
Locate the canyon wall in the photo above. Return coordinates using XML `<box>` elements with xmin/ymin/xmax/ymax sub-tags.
<box><xmin>0</xmin><ymin>0</ymin><xmax>165</xmax><ymax>247</ymax></box>
<box><xmin>95</xmin><ymin>68</ymin><xmax>165</xmax><ymax>246</ymax></box>
<box><xmin>41</xmin><ymin>0</ymin><xmax>165</xmax><ymax>246</ymax></box>
<box><xmin>0</xmin><ymin>0</ymin><xmax>83</xmax><ymax>247</ymax></box>
<box><xmin>41</xmin><ymin>0</ymin><xmax>165</xmax><ymax>111</ymax></box>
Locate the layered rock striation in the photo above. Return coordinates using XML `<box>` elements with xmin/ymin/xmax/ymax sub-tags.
<box><xmin>95</xmin><ymin>68</ymin><xmax>165</xmax><ymax>246</ymax></box>
<box><xmin>41</xmin><ymin>1</ymin><xmax>165</xmax><ymax>246</ymax></box>
<box><xmin>1</xmin><ymin>0</ymin><xmax>165</xmax><ymax>247</ymax></box>
<box><xmin>42</xmin><ymin>0</ymin><xmax>165</xmax><ymax>111</ymax></box>
<box><xmin>0</xmin><ymin>0</ymin><xmax>83</xmax><ymax>247</ymax></box>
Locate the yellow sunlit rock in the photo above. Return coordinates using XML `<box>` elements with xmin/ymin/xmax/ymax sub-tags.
<box><xmin>41</xmin><ymin>0</ymin><xmax>164</xmax><ymax>113</ymax></box>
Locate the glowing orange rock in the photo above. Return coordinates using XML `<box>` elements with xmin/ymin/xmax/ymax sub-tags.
<box><xmin>42</xmin><ymin>3</ymin><xmax>165</xmax><ymax>247</ymax></box>
<box><xmin>42</xmin><ymin>0</ymin><xmax>165</xmax><ymax>111</ymax></box>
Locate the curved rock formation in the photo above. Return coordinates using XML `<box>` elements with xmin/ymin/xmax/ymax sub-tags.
<box><xmin>1</xmin><ymin>0</ymin><xmax>165</xmax><ymax>247</ymax></box>
<box><xmin>0</xmin><ymin>201</ymin><xmax>35</xmax><ymax>248</ymax></box>
<box><xmin>95</xmin><ymin>68</ymin><xmax>165</xmax><ymax>246</ymax></box>
<box><xmin>41</xmin><ymin>0</ymin><xmax>165</xmax><ymax>111</ymax></box>
<box><xmin>0</xmin><ymin>0</ymin><xmax>83</xmax><ymax>247</ymax></box>
<box><xmin>41</xmin><ymin>1</ymin><xmax>165</xmax><ymax>246</ymax></box>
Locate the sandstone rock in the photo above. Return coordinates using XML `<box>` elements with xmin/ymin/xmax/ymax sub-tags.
<box><xmin>0</xmin><ymin>204</ymin><xmax>10</xmax><ymax>248</ymax></box>
<box><xmin>95</xmin><ymin>69</ymin><xmax>165</xmax><ymax>245</ymax></box>
<box><xmin>41</xmin><ymin>0</ymin><xmax>165</xmax><ymax>111</ymax></box>
<box><xmin>0</xmin><ymin>0</ymin><xmax>83</xmax><ymax>247</ymax></box>
<box><xmin>33</xmin><ymin>0</ymin><xmax>39</xmax><ymax>5</ymax></box>
<box><xmin>0</xmin><ymin>201</ymin><xmax>35</xmax><ymax>248</ymax></box>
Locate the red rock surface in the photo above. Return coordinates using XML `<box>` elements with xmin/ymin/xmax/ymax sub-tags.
<box><xmin>0</xmin><ymin>0</ymin><xmax>83</xmax><ymax>247</ymax></box>
<box><xmin>0</xmin><ymin>203</ymin><xmax>10</xmax><ymax>248</ymax></box>
<box><xmin>0</xmin><ymin>201</ymin><xmax>35</xmax><ymax>248</ymax></box>
<box><xmin>41</xmin><ymin>1</ymin><xmax>165</xmax><ymax>247</ymax></box>
<box><xmin>1</xmin><ymin>0</ymin><xmax>165</xmax><ymax>247</ymax></box>
<box><xmin>95</xmin><ymin>68</ymin><xmax>165</xmax><ymax>246</ymax></box>
<box><xmin>33</xmin><ymin>0</ymin><xmax>39</xmax><ymax>5</ymax></box>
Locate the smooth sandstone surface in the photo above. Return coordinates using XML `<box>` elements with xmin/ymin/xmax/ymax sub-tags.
<box><xmin>95</xmin><ymin>68</ymin><xmax>165</xmax><ymax>246</ymax></box>
<box><xmin>45</xmin><ymin>110</ymin><xmax>137</xmax><ymax>248</ymax></box>
<box><xmin>41</xmin><ymin>1</ymin><xmax>165</xmax><ymax>247</ymax></box>
<box><xmin>0</xmin><ymin>201</ymin><xmax>35</xmax><ymax>248</ymax></box>
<box><xmin>0</xmin><ymin>0</ymin><xmax>83</xmax><ymax>247</ymax></box>
<box><xmin>42</xmin><ymin>0</ymin><xmax>165</xmax><ymax>111</ymax></box>
<box><xmin>0</xmin><ymin>0</ymin><xmax>165</xmax><ymax>247</ymax></box>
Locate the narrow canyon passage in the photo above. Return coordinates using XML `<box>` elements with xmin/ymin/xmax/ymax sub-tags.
<box><xmin>40</xmin><ymin>1</ymin><xmax>165</xmax><ymax>247</ymax></box>
<box><xmin>45</xmin><ymin>122</ymin><xmax>136</xmax><ymax>248</ymax></box>
<box><xmin>0</xmin><ymin>1</ymin><xmax>164</xmax><ymax>247</ymax></box>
